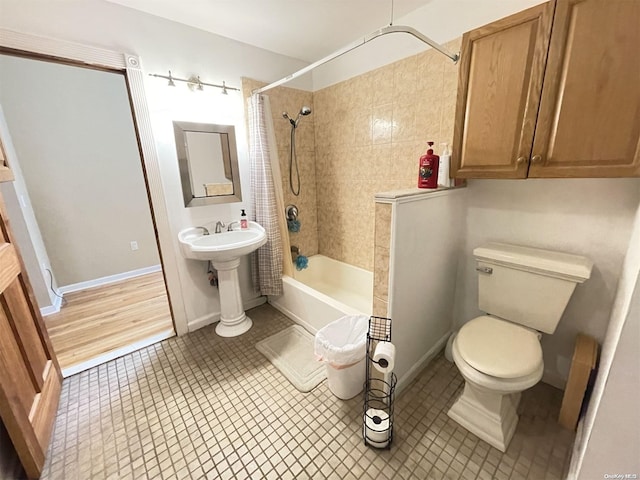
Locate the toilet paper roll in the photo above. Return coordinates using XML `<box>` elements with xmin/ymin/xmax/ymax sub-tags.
<box><xmin>373</xmin><ymin>342</ymin><xmax>396</xmax><ymax>373</ymax></box>
<box><xmin>363</xmin><ymin>408</ymin><xmax>390</xmax><ymax>448</ymax></box>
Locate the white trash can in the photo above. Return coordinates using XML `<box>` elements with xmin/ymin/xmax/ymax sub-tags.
<box><xmin>314</xmin><ymin>314</ymin><xmax>369</xmax><ymax>400</ymax></box>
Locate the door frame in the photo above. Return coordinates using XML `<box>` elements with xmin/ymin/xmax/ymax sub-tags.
<box><xmin>0</xmin><ymin>29</ymin><xmax>188</xmax><ymax>336</ymax></box>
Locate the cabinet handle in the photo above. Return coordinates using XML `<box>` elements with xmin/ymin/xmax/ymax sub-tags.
<box><xmin>531</xmin><ymin>155</ymin><xmax>543</xmax><ymax>164</ymax></box>
<box><xmin>516</xmin><ymin>156</ymin><xmax>527</xmax><ymax>165</ymax></box>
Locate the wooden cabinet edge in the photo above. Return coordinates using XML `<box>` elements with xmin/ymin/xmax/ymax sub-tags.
<box><xmin>528</xmin><ymin>165</ymin><xmax>640</xmax><ymax>178</ymax></box>
<box><xmin>453</xmin><ymin>168</ymin><xmax>529</xmax><ymax>180</ymax></box>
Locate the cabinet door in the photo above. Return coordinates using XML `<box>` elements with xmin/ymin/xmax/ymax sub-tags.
<box><xmin>530</xmin><ymin>0</ymin><xmax>640</xmax><ymax>177</ymax></box>
<box><xmin>0</xmin><ymin>139</ymin><xmax>62</xmax><ymax>478</ymax></box>
<box><xmin>451</xmin><ymin>2</ymin><xmax>555</xmax><ymax>179</ymax></box>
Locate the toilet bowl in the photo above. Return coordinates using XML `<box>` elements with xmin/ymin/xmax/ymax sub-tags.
<box><xmin>446</xmin><ymin>243</ymin><xmax>592</xmax><ymax>452</ymax></box>
<box><xmin>448</xmin><ymin>316</ymin><xmax>543</xmax><ymax>451</ymax></box>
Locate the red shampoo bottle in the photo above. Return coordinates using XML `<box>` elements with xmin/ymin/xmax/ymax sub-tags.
<box><xmin>418</xmin><ymin>142</ymin><xmax>439</xmax><ymax>189</ymax></box>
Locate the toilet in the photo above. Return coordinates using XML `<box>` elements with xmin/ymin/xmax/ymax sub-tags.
<box><xmin>447</xmin><ymin>243</ymin><xmax>593</xmax><ymax>452</ymax></box>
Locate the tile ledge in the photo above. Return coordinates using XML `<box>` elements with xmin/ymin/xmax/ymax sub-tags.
<box><xmin>374</xmin><ymin>185</ymin><xmax>465</xmax><ymax>202</ymax></box>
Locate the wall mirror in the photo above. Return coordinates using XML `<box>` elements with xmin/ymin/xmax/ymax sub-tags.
<box><xmin>173</xmin><ymin>121</ymin><xmax>242</xmax><ymax>207</ymax></box>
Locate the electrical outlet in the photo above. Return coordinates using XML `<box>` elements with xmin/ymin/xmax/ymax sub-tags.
<box><xmin>130</xmin><ymin>241</ymin><xmax>139</xmax><ymax>251</ymax></box>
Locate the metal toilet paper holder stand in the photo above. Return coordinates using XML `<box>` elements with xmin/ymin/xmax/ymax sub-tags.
<box><xmin>363</xmin><ymin>316</ymin><xmax>396</xmax><ymax>449</ymax></box>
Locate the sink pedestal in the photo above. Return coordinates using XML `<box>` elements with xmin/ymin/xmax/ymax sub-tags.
<box><xmin>178</xmin><ymin>223</ymin><xmax>267</xmax><ymax>338</ymax></box>
<box><xmin>213</xmin><ymin>258</ymin><xmax>253</xmax><ymax>337</ymax></box>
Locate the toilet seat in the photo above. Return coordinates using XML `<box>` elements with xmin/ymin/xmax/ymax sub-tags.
<box><xmin>456</xmin><ymin>316</ymin><xmax>543</xmax><ymax>379</ymax></box>
<box><xmin>452</xmin><ymin>339</ymin><xmax>543</xmax><ymax>394</ymax></box>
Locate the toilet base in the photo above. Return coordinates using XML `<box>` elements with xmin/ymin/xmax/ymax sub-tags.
<box><xmin>447</xmin><ymin>382</ymin><xmax>520</xmax><ymax>452</ymax></box>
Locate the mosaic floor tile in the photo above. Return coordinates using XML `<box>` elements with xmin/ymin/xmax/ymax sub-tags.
<box><xmin>17</xmin><ymin>303</ymin><xmax>573</xmax><ymax>479</ymax></box>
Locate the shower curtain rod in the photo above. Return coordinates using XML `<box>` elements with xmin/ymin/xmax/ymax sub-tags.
<box><xmin>252</xmin><ymin>24</ymin><xmax>459</xmax><ymax>95</ymax></box>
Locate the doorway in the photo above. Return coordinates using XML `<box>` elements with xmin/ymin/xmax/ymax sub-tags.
<box><xmin>0</xmin><ymin>52</ymin><xmax>175</xmax><ymax>375</ymax></box>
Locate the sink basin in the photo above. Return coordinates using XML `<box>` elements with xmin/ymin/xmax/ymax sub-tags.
<box><xmin>179</xmin><ymin>222</ymin><xmax>267</xmax><ymax>263</ymax></box>
<box><xmin>178</xmin><ymin>221</ymin><xmax>268</xmax><ymax>338</ymax></box>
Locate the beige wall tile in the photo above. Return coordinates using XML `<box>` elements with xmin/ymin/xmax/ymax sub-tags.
<box><xmin>372</xmin><ymin>104</ymin><xmax>393</xmax><ymax>145</ymax></box>
<box><xmin>370</xmin><ymin>67</ymin><xmax>394</xmax><ymax>107</ymax></box>
<box><xmin>242</xmin><ymin>78</ymin><xmax>318</xmax><ymax>260</ymax></box>
<box><xmin>373</xmin><ymin>296</ymin><xmax>388</xmax><ymax>317</ymax></box>
<box><xmin>313</xmin><ymin>44</ymin><xmax>459</xmax><ymax>271</ymax></box>
<box><xmin>243</xmin><ymin>39</ymin><xmax>460</xmax><ymax>274</ymax></box>
<box><xmin>373</xmin><ymin>245</ymin><xmax>390</xmax><ymax>301</ymax></box>
<box><xmin>392</xmin><ymin>101</ymin><xmax>418</xmax><ymax>143</ymax></box>
<box><xmin>375</xmin><ymin>203</ymin><xmax>392</xmax><ymax>250</ymax></box>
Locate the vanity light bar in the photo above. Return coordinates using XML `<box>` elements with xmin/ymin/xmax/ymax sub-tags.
<box><xmin>149</xmin><ymin>71</ymin><xmax>240</xmax><ymax>94</ymax></box>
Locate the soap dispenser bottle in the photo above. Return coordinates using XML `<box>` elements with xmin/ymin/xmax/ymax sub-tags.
<box><xmin>438</xmin><ymin>143</ymin><xmax>452</xmax><ymax>187</ymax></box>
<box><xmin>240</xmin><ymin>209</ymin><xmax>248</xmax><ymax>229</ymax></box>
<box><xmin>418</xmin><ymin>142</ymin><xmax>439</xmax><ymax>189</ymax></box>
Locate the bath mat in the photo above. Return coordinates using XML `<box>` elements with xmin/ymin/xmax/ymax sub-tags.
<box><xmin>256</xmin><ymin>325</ymin><xmax>326</xmax><ymax>392</ymax></box>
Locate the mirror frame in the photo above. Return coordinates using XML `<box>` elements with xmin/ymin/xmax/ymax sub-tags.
<box><xmin>173</xmin><ymin>121</ymin><xmax>242</xmax><ymax>207</ymax></box>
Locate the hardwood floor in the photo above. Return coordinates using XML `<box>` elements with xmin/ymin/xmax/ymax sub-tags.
<box><xmin>45</xmin><ymin>271</ymin><xmax>174</xmax><ymax>371</ymax></box>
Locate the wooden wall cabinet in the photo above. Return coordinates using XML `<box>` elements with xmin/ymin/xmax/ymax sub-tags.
<box><xmin>452</xmin><ymin>0</ymin><xmax>640</xmax><ymax>179</ymax></box>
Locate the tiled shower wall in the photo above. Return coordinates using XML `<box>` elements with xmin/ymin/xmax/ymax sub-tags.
<box><xmin>242</xmin><ymin>79</ymin><xmax>319</xmax><ymax>260</ymax></box>
<box><xmin>243</xmin><ymin>38</ymin><xmax>461</xmax><ymax>272</ymax></box>
<box><xmin>313</xmin><ymin>38</ymin><xmax>461</xmax><ymax>271</ymax></box>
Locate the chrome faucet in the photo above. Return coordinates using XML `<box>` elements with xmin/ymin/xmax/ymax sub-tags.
<box><xmin>197</xmin><ymin>226</ymin><xmax>210</xmax><ymax>235</ymax></box>
<box><xmin>215</xmin><ymin>221</ymin><xmax>226</xmax><ymax>233</ymax></box>
<box><xmin>227</xmin><ymin>221</ymin><xmax>239</xmax><ymax>231</ymax></box>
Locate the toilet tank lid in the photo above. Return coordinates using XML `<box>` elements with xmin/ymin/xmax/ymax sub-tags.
<box><xmin>473</xmin><ymin>243</ymin><xmax>593</xmax><ymax>282</ymax></box>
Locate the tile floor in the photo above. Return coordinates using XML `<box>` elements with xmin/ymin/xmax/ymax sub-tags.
<box><xmin>30</xmin><ymin>304</ymin><xmax>573</xmax><ymax>479</ymax></box>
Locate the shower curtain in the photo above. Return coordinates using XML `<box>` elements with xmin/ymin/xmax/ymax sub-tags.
<box><xmin>248</xmin><ymin>94</ymin><xmax>292</xmax><ymax>296</ymax></box>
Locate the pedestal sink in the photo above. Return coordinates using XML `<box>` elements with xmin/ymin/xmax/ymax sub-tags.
<box><xmin>178</xmin><ymin>222</ymin><xmax>267</xmax><ymax>337</ymax></box>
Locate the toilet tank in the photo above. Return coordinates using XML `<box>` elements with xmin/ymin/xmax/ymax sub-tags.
<box><xmin>473</xmin><ymin>243</ymin><xmax>593</xmax><ymax>334</ymax></box>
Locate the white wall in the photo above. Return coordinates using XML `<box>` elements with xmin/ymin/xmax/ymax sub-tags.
<box><xmin>453</xmin><ymin>179</ymin><xmax>640</xmax><ymax>388</ymax></box>
<box><xmin>571</xmin><ymin>202</ymin><xmax>640</xmax><ymax>478</ymax></box>
<box><xmin>387</xmin><ymin>188</ymin><xmax>466</xmax><ymax>388</ymax></box>
<box><xmin>0</xmin><ymin>54</ymin><xmax>160</xmax><ymax>287</ymax></box>
<box><xmin>0</xmin><ymin>106</ymin><xmax>55</xmax><ymax>308</ymax></box>
<box><xmin>0</xmin><ymin>0</ymin><xmax>310</xmax><ymax>330</ymax></box>
<box><xmin>577</xmin><ymin>277</ymin><xmax>640</xmax><ymax>477</ymax></box>
<box><xmin>312</xmin><ymin>0</ymin><xmax>546</xmax><ymax>90</ymax></box>
<box><xmin>0</xmin><ymin>0</ymin><xmax>311</xmax><ymax>91</ymax></box>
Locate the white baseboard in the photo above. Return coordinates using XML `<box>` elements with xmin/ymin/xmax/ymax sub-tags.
<box><xmin>188</xmin><ymin>312</ymin><xmax>219</xmax><ymax>332</ymax></box>
<box><xmin>40</xmin><ymin>294</ymin><xmax>63</xmax><ymax>317</ymax></box>
<box><xmin>396</xmin><ymin>331</ymin><xmax>451</xmax><ymax>395</ymax></box>
<box><xmin>59</xmin><ymin>264</ymin><xmax>162</xmax><ymax>295</ymax></box>
<box><xmin>61</xmin><ymin>328</ymin><xmax>174</xmax><ymax>378</ymax></box>
<box><xmin>187</xmin><ymin>296</ymin><xmax>267</xmax><ymax>332</ymax></box>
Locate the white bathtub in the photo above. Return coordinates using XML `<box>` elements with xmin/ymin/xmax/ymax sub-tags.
<box><xmin>269</xmin><ymin>255</ymin><xmax>373</xmax><ymax>333</ymax></box>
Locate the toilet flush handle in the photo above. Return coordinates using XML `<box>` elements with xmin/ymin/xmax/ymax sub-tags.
<box><xmin>476</xmin><ymin>266</ymin><xmax>493</xmax><ymax>274</ymax></box>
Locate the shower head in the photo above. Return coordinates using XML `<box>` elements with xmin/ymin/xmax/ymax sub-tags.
<box><xmin>284</xmin><ymin>106</ymin><xmax>312</xmax><ymax>128</ymax></box>
<box><xmin>293</xmin><ymin>106</ymin><xmax>312</xmax><ymax>127</ymax></box>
